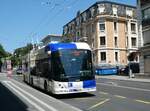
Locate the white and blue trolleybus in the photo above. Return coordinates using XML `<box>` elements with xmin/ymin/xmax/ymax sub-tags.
<box><xmin>23</xmin><ymin>42</ymin><xmax>96</xmax><ymax>94</ymax></box>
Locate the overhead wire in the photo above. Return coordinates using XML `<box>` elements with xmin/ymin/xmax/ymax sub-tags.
<box><xmin>27</xmin><ymin>0</ymin><xmax>67</xmax><ymax>44</ymax></box>
<box><xmin>36</xmin><ymin>0</ymin><xmax>80</xmax><ymax>35</ymax></box>
<box><xmin>27</xmin><ymin>0</ymin><xmax>80</xmax><ymax>45</ymax></box>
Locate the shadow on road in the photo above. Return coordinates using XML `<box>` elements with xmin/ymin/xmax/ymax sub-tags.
<box><xmin>52</xmin><ymin>92</ymin><xmax>96</xmax><ymax>99</ymax></box>
<box><xmin>0</xmin><ymin>83</ymin><xmax>28</xmax><ymax>111</ymax></box>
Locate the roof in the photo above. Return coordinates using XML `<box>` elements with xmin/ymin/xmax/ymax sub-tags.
<box><xmin>63</xmin><ymin>0</ymin><xmax>136</xmax><ymax>27</ymax></box>
<box><xmin>41</xmin><ymin>34</ymin><xmax>62</xmax><ymax>43</ymax></box>
<box><xmin>45</xmin><ymin>42</ymin><xmax>91</xmax><ymax>52</ymax></box>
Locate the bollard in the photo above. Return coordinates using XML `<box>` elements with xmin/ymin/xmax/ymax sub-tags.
<box><xmin>129</xmin><ymin>69</ymin><xmax>132</xmax><ymax>78</ymax></box>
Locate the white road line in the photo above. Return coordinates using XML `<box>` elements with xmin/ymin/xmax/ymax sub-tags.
<box><xmin>114</xmin><ymin>95</ymin><xmax>126</xmax><ymax>99</ymax></box>
<box><xmin>87</xmin><ymin>99</ymin><xmax>110</xmax><ymax>110</ymax></box>
<box><xmin>99</xmin><ymin>91</ymin><xmax>108</xmax><ymax>95</ymax></box>
<box><xmin>8</xmin><ymin>81</ymin><xmax>58</xmax><ymax>111</ymax></box>
<box><xmin>135</xmin><ymin>100</ymin><xmax>150</xmax><ymax>104</ymax></box>
<box><xmin>3</xmin><ymin>81</ymin><xmax>45</xmax><ymax>111</ymax></box>
<box><xmin>11</xmin><ymin>79</ymin><xmax>82</xmax><ymax>111</ymax></box>
<box><xmin>97</xmin><ymin>83</ymin><xmax>150</xmax><ymax>92</ymax></box>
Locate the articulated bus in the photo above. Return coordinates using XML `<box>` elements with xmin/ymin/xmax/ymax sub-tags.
<box><xmin>22</xmin><ymin>42</ymin><xmax>96</xmax><ymax>94</ymax></box>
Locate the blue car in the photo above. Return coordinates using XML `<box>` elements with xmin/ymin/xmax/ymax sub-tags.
<box><xmin>95</xmin><ymin>64</ymin><xmax>117</xmax><ymax>75</ymax></box>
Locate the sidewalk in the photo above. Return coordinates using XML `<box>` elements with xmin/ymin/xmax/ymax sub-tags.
<box><xmin>96</xmin><ymin>75</ymin><xmax>150</xmax><ymax>83</ymax></box>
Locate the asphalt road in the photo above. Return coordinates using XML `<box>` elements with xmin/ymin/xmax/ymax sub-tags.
<box><xmin>1</xmin><ymin>73</ymin><xmax>150</xmax><ymax>111</ymax></box>
<box><xmin>0</xmin><ymin>73</ymin><xmax>81</xmax><ymax>111</ymax></box>
<box><xmin>60</xmin><ymin>77</ymin><xmax>150</xmax><ymax>111</ymax></box>
<box><xmin>0</xmin><ymin>82</ymin><xmax>28</xmax><ymax>111</ymax></box>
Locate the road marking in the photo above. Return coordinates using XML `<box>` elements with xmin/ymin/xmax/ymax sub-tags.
<box><xmin>106</xmin><ymin>82</ymin><xmax>118</xmax><ymax>86</ymax></box>
<box><xmin>3</xmin><ymin>81</ymin><xmax>45</xmax><ymax>111</ymax></box>
<box><xmin>135</xmin><ymin>100</ymin><xmax>150</xmax><ymax>104</ymax></box>
<box><xmin>87</xmin><ymin>99</ymin><xmax>110</xmax><ymax>110</ymax></box>
<box><xmin>11</xmin><ymin>79</ymin><xmax>82</xmax><ymax>111</ymax></box>
<box><xmin>97</xmin><ymin>83</ymin><xmax>150</xmax><ymax>92</ymax></box>
<box><xmin>99</xmin><ymin>91</ymin><xmax>108</xmax><ymax>95</ymax></box>
<box><xmin>74</xmin><ymin>97</ymin><xmax>95</xmax><ymax>100</ymax></box>
<box><xmin>8</xmin><ymin>81</ymin><xmax>58</xmax><ymax>111</ymax></box>
<box><xmin>114</xmin><ymin>95</ymin><xmax>126</xmax><ymax>99</ymax></box>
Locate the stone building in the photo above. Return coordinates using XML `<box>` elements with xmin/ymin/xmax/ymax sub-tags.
<box><xmin>63</xmin><ymin>1</ymin><xmax>139</xmax><ymax>66</ymax></box>
<box><xmin>137</xmin><ymin>0</ymin><xmax>150</xmax><ymax>75</ymax></box>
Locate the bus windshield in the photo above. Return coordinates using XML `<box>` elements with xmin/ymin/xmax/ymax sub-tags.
<box><xmin>51</xmin><ymin>49</ymin><xmax>94</xmax><ymax>81</ymax></box>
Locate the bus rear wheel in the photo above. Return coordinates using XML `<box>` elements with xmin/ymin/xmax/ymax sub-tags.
<box><xmin>30</xmin><ymin>77</ymin><xmax>33</xmax><ymax>86</ymax></box>
<box><xmin>44</xmin><ymin>81</ymin><xmax>48</xmax><ymax>91</ymax></box>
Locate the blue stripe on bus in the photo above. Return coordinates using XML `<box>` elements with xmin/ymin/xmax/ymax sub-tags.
<box><xmin>46</xmin><ymin>43</ymin><xmax>77</xmax><ymax>52</ymax></box>
<box><xmin>83</xmin><ymin>80</ymin><xmax>96</xmax><ymax>88</ymax></box>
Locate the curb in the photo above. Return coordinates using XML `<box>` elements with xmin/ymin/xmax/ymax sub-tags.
<box><xmin>96</xmin><ymin>75</ymin><xmax>150</xmax><ymax>83</ymax></box>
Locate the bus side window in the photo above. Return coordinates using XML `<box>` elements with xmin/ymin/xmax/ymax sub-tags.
<box><xmin>43</xmin><ymin>59</ymin><xmax>49</xmax><ymax>78</ymax></box>
<box><xmin>36</xmin><ymin>60</ymin><xmax>42</xmax><ymax>76</ymax></box>
<box><xmin>31</xmin><ymin>67</ymin><xmax>36</xmax><ymax>75</ymax></box>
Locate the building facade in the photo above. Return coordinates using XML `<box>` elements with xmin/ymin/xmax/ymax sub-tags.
<box><xmin>63</xmin><ymin>1</ymin><xmax>139</xmax><ymax>65</ymax></box>
<box><xmin>137</xmin><ymin>0</ymin><xmax>150</xmax><ymax>75</ymax></box>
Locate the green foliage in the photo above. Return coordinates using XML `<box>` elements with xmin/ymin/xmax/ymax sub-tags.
<box><xmin>12</xmin><ymin>43</ymin><xmax>33</xmax><ymax>67</ymax></box>
<box><xmin>0</xmin><ymin>44</ymin><xmax>6</xmax><ymax>57</ymax></box>
<box><xmin>14</xmin><ymin>43</ymin><xmax>33</xmax><ymax>57</ymax></box>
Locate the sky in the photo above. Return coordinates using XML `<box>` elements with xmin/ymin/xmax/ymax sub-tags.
<box><xmin>0</xmin><ymin>0</ymin><xmax>136</xmax><ymax>53</ymax></box>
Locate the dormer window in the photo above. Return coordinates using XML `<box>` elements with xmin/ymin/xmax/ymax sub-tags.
<box><xmin>64</xmin><ymin>26</ymin><xmax>68</xmax><ymax>35</ymax></box>
<box><xmin>83</xmin><ymin>12</ymin><xmax>86</xmax><ymax>21</ymax></box>
<box><xmin>113</xmin><ymin>6</ymin><xmax>118</xmax><ymax>16</ymax></box>
<box><xmin>126</xmin><ymin>8</ymin><xmax>133</xmax><ymax>17</ymax></box>
<box><xmin>76</xmin><ymin>18</ymin><xmax>80</xmax><ymax>26</ymax></box>
<box><xmin>90</xmin><ymin>7</ymin><xmax>95</xmax><ymax>17</ymax></box>
<box><xmin>98</xmin><ymin>4</ymin><xmax>105</xmax><ymax>14</ymax></box>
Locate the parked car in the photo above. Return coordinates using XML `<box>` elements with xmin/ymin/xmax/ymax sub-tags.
<box><xmin>16</xmin><ymin>67</ymin><xmax>22</xmax><ymax>74</ymax></box>
<box><xmin>116</xmin><ymin>64</ymin><xmax>126</xmax><ymax>75</ymax></box>
<box><xmin>95</xmin><ymin>63</ymin><xmax>117</xmax><ymax>75</ymax></box>
<box><xmin>123</xmin><ymin>62</ymin><xmax>140</xmax><ymax>75</ymax></box>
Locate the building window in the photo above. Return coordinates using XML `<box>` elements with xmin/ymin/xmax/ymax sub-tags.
<box><xmin>100</xmin><ymin>36</ymin><xmax>106</xmax><ymax>46</ymax></box>
<box><xmin>126</xmin><ymin>36</ymin><xmax>128</xmax><ymax>47</ymax></box>
<box><xmin>142</xmin><ymin>7</ymin><xmax>150</xmax><ymax>20</ymax></box>
<box><xmin>114</xmin><ymin>36</ymin><xmax>118</xmax><ymax>47</ymax></box>
<box><xmin>126</xmin><ymin>8</ymin><xmax>133</xmax><ymax>17</ymax></box>
<box><xmin>98</xmin><ymin>4</ymin><xmax>105</xmax><ymax>14</ymax></box>
<box><xmin>113</xmin><ymin>6</ymin><xmax>117</xmax><ymax>16</ymax></box>
<box><xmin>90</xmin><ymin>7</ymin><xmax>94</xmax><ymax>17</ymax></box>
<box><xmin>83</xmin><ymin>12</ymin><xmax>86</xmax><ymax>21</ymax></box>
<box><xmin>92</xmin><ymin>24</ymin><xmax>94</xmax><ymax>32</ymax></box>
<box><xmin>99</xmin><ymin>22</ymin><xmax>105</xmax><ymax>32</ymax></box>
<box><xmin>115</xmin><ymin>52</ymin><xmax>118</xmax><ymax>62</ymax></box>
<box><xmin>100</xmin><ymin>52</ymin><xmax>106</xmax><ymax>62</ymax></box>
<box><xmin>131</xmin><ymin>37</ymin><xmax>137</xmax><ymax>47</ymax></box>
<box><xmin>76</xmin><ymin>18</ymin><xmax>80</xmax><ymax>26</ymax></box>
<box><xmin>114</xmin><ymin>22</ymin><xmax>117</xmax><ymax>32</ymax></box>
<box><xmin>131</xmin><ymin>23</ymin><xmax>136</xmax><ymax>34</ymax></box>
<box><xmin>125</xmin><ymin>22</ymin><xmax>128</xmax><ymax>32</ymax></box>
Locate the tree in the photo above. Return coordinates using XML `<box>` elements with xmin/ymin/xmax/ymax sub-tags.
<box><xmin>0</xmin><ymin>44</ymin><xmax>7</xmax><ymax>72</ymax></box>
<box><xmin>0</xmin><ymin>44</ymin><xmax>6</xmax><ymax>58</ymax></box>
<box><xmin>12</xmin><ymin>43</ymin><xmax>33</xmax><ymax>67</ymax></box>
